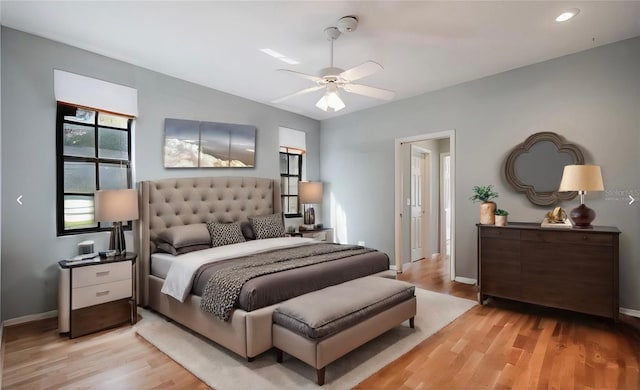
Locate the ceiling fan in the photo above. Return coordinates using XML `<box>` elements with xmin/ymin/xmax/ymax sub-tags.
<box><xmin>272</xmin><ymin>16</ymin><xmax>395</xmax><ymax>113</ymax></box>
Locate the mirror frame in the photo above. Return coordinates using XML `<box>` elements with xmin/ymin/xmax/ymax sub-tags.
<box><xmin>504</xmin><ymin>131</ymin><xmax>584</xmax><ymax>206</ymax></box>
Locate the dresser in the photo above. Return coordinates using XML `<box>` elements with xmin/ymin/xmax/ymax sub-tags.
<box><xmin>292</xmin><ymin>228</ymin><xmax>334</xmax><ymax>242</ymax></box>
<box><xmin>477</xmin><ymin>223</ymin><xmax>620</xmax><ymax>320</ymax></box>
<box><xmin>58</xmin><ymin>252</ymin><xmax>137</xmax><ymax>338</ymax></box>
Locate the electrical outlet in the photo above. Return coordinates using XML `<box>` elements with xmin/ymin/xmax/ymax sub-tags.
<box><xmin>358</xmin><ymin>241</ymin><xmax>365</xmax><ymax>246</ymax></box>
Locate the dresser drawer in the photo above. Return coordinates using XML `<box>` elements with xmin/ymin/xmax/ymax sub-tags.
<box><xmin>480</xmin><ymin>228</ymin><xmax>520</xmax><ymax>240</ymax></box>
<box><xmin>521</xmin><ymin>230</ymin><xmax>612</xmax><ymax>246</ymax></box>
<box><xmin>72</xmin><ymin>279</ymin><xmax>132</xmax><ymax>310</ymax></box>
<box><xmin>72</xmin><ymin>261</ymin><xmax>132</xmax><ymax>288</ymax></box>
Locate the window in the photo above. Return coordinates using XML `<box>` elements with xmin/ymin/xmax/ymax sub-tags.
<box><xmin>280</xmin><ymin>147</ymin><xmax>303</xmax><ymax>217</ymax></box>
<box><xmin>56</xmin><ymin>102</ymin><xmax>133</xmax><ymax>235</ymax></box>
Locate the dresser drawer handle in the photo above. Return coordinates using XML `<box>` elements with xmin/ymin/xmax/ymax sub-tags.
<box><xmin>96</xmin><ymin>290</ymin><xmax>110</xmax><ymax>297</ymax></box>
<box><xmin>96</xmin><ymin>271</ymin><xmax>110</xmax><ymax>277</ymax></box>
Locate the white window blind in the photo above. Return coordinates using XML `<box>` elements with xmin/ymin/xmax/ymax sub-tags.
<box><xmin>54</xmin><ymin>70</ymin><xmax>138</xmax><ymax>117</ymax></box>
<box><xmin>279</xmin><ymin>127</ymin><xmax>306</xmax><ymax>152</ymax></box>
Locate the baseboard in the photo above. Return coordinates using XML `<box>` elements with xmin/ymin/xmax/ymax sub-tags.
<box><xmin>620</xmin><ymin>307</ymin><xmax>640</xmax><ymax>318</ymax></box>
<box><xmin>3</xmin><ymin>310</ymin><xmax>58</xmax><ymax>327</ymax></box>
<box><xmin>454</xmin><ymin>276</ymin><xmax>477</xmax><ymax>285</ymax></box>
<box><xmin>389</xmin><ymin>264</ymin><xmax>397</xmax><ymax>271</ymax></box>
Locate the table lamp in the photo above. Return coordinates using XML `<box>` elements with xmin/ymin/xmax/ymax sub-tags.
<box><xmin>95</xmin><ymin>189</ymin><xmax>139</xmax><ymax>254</ymax></box>
<box><xmin>558</xmin><ymin>165</ymin><xmax>604</xmax><ymax>229</ymax></box>
<box><xmin>299</xmin><ymin>181</ymin><xmax>323</xmax><ymax>228</ymax></box>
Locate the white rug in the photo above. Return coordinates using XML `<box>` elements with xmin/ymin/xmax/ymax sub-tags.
<box><xmin>135</xmin><ymin>289</ymin><xmax>476</xmax><ymax>389</ymax></box>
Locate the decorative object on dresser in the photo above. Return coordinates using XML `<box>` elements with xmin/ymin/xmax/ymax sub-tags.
<box><xmin>58</xmin><ymin>252</ymin><xmax>137</xmax><ymax>338</ymax></box>
<box><xmin>95</xmin><ymin>188</ymin><xmax>139</xmax><ymax>255</ymax></box>
<box><xmin>494</xmin><ymin>209</ymin><xmax>509</xmax><ymax>226</ymax></box>
<box><xmin>299</xmin><ymin>181</ymin><xmax>323</xmax><ymax>228</ymax></box>
<box><xmin>558</xmin><ymin>165</ymin><xmax>605</xmax><ymax>229</ymax></box>
<box><xmin>477</xmin><ymin>222</ymin><xmax>620</xmax><ymax>320</ymax></box>
<box><xmin>541</xmin><ymin>206</ymin><xmax>572</xmax><ymax>228</ymax></box>
<box><xmin>470</xmin><ymin>185</ymin><xmax>498</xmax><ymax>224</ymax></box>
<box><xmin>504</xmin><ymin>132</ymin><xmax>584</xmax><ymax>206</ymax></box>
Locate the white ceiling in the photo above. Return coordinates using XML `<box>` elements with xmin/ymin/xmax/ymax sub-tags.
<box><xmin>2</xmin><ymin>1</ymin><xmax>640</xmax><ymax>120</ymax></box>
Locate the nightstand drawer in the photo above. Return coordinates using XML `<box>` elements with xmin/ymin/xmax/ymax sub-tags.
<box><xmin>72</xmin><ymin>279</ymin><xmax>132</xmax><ymax>309</ymax></box>
<box><xmin>72</xmin><ymin>261</ymin><xmax>132</xmax><ymax>288</ymax></box>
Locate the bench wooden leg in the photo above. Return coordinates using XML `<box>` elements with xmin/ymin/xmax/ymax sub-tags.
<box><xmin>276</xmin><ymin>348</ymin><xmax>283</xmax><ymax>363</ymax></box>
<box><xmin>409</xmin><ymin>317</ymin><xmax>415</xmax><ymax>329</ymax></box>
<box><xmin>247</xmin><ymin>356</ymin><xmax>255</xmax><ymax>362</ymax></box>
<box><xmin>317</xmin><ymin>367</ymin><xmax>325</xmax><ymax>386</ymax></box>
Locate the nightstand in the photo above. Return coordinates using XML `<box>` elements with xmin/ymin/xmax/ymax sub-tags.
<box><xmin>58</xmin><ymin>252</ymin><xmax>137</xmax><ymax>338</ymax></box>
<box><xmin>297</xmin><ymin>228</ymin><xmax>334</xmax><ymax>242</ymax></box>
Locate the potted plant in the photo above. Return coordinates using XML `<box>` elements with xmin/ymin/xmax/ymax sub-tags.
<box><xmin>495</xmin><ymin>209</ymin><xmax>509</xmax><ymax>226</ymax></box>
<box><xmin>470</xmin><ymin>185</ymin><xmax>499</xmax><ymax>224</ymax></box>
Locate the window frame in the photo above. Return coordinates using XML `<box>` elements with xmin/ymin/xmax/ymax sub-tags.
<box><xmin>56</xmin><ymin>102</ymin><xmax>134</xmax><ymax>236</ymax></box>
<box><xmin>279</xmin><ymin>148</ymin><xmax>304</xmax><ymax>218</ymax></box>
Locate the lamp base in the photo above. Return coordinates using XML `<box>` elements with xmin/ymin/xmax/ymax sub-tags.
<box><xmin>109</xmin><ymin>222</ymin><xmax>126</xmax><ymax>255</ymax></box>
<box><xmin>303</xmin><ymin>207</ymin><xmax>315</xmax><ymax>225</ymax></box>
<box><xmin>569</xmin><ymin>204</ymin><xmax>596</xmax><ymax>229</ymax></box>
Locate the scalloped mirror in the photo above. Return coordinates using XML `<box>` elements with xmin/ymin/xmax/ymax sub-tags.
<box><xmin>504</xmin><ymin>132</ymin><xmax>584</xmax><ymax>206</ymax></box>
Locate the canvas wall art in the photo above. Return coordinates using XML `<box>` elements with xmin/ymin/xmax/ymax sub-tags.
<box><xmin>163</xmin><ymin>118</ymin><xmax>256</xmax><ymax>168</ymax></box>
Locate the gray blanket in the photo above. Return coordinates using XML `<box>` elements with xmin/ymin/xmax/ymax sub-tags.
<box><xmin>200</xmin><ymin>243</ymin><xmax>374</xmax><ymax>321</ymax></box>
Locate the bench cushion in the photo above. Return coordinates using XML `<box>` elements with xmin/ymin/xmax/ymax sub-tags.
<box><xmin>273</xmin><ymin>276</ymin><xmax>414</xmax><ymax>340</ymax></box>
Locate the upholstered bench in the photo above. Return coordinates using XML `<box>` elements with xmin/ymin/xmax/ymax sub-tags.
<box><xmin>272</xmin><ymin>276</ymin><xmax>416</xmax><ymax>385</ymax></box>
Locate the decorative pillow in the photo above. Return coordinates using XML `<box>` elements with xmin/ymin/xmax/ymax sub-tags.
<box><xmin>157</xmin><ymin>223</ymin><xmax>211</xmax><ymax>248</ymax></box>
<box><xmin>207</xmin><ymin>221</ymin><xmax>246</xmax><ymax>247</ymax></box>
<box><xmin>249</xmin><ymin>213</ymin><xmax>286</xmax><ymax>239</ymax></box>
<box><xmin>156</xmin><ymin>243</ymin><xmax>210</xmax><ymax>256</ymax></box>
<box><xmin>240</xmin><ymin>221</ymin><xmax>256</xmax><ymax>240</ymax></box>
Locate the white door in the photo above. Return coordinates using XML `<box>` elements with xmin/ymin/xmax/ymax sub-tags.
<box><xmin>440</xmin><ymin>153</ymin><xmax>451</xmax><ymax>258</ymax></box>
<box><xmin>410</xmin><ymin>146</ymin><xmax>430</xmax><ymax>261</ymax></box>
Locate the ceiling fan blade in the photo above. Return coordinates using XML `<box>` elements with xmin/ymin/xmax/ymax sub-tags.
<box><xmin>339</xmin><ymin>61</ymin><xmax>383</xmax><ymax>82</ymax></box>
<box><xmin>272</xmin><ymin>85</ymin><xmax>325</xmax><ymax>104</ymax></box>
<box><xmin>277</xmin><ymin>69</ymin><xmax>322</xmax><ymax>83</ymax></box>
<box><xmin>343</xmin><ymin>83</ymin><xmax>395</xmax><ymax>100</ymax></box>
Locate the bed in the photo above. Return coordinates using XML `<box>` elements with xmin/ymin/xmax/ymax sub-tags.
<box><xmin>139</xmin><ymin>176</ymin><xmax>390</xmax><ymax>360</ymax></box>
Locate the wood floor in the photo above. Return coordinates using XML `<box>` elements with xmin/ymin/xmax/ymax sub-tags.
<box><xmin>2</xmin><ymin>256</ymin><xmax>639</xmax><ymax>389</ymax></box>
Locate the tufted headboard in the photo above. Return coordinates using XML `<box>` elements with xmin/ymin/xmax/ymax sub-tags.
<box><xmin>138</xmin><ymin>176</ymin><xmax>281</xmax><ymax>305</ymax></box>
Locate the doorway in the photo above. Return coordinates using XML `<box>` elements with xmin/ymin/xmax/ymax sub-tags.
<box><xmin>394</xmin><ymin>130</ymin><xmax>455</xmax><ymax>279</ymax></box>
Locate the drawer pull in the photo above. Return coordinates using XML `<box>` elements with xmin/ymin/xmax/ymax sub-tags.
<box><xmin>96</xmin><ymin>271</ymin><xmax>110</xmax><ymax>277</ymax></box>
<box><xmin>96</xmin><ymin>290</ymin><xmax>110</xmax><ymax>297</ymax></box>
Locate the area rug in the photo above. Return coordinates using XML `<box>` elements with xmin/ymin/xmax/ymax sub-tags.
<box><xmin>135</xmin><ymin>288</ymin><xmax>476</xmax><ymax>389</ymax></box>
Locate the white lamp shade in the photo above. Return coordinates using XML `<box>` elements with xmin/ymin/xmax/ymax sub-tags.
<box><xmin>315</xmin><ymin>84</ymin><xmax>345</xmax><ymax>112</ymax></box>
<box><xmin>558</xmin><ymin>165</ymin><xmax>604</xmax><ymax>192</ymax></box>
<box><xmin>95</xmin><ymin>189</ymin><xmax>139</xmax><ymax>222</ymax></box>
<box><xmin>299</xmin><ymin>182</ymin><xmax>323</xmax><ymax>204</ymax></box>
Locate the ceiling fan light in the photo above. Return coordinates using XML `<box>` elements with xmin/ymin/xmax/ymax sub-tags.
<box><xmin>315</xmin><ymin>89</ymin><xmax>345</xmax><ymax>112</ymax></box>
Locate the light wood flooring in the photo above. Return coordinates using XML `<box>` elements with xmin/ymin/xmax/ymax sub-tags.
<box><xmin>2</xmin><ymin>256</ymin><xmax>639</xmax><ymax>389</ymax></box>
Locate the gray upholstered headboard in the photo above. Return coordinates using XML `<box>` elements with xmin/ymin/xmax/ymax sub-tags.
<box><xmin>138</xmin><ymin>176</ymin><xmax>281</xmax><ymax>305</ymax></box>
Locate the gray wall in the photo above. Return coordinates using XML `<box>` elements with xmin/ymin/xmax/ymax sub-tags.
<box><xmin>0</xmin><ymin>28</ymin><xmax>320</xmax><ymax>320</ymax></box>
<box><xmin>321</xmin><ymin>36</ymin><xmax>640</xmax><ymax>310</ymax></box>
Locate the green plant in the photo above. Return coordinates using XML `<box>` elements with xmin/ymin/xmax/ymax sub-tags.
<box><xmin>469</xmin><ymin>185</ymin><xmax>499</xmax><ymax>203</ymax></box>
<box><xmin>495</xmin><ymin>209</ymin><xmax>509</xmax><ymax>216</ymax></box>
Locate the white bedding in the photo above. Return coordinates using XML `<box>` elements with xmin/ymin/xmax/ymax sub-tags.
<box><xmin>151</xmin><ymin>253</ymin><xmax>175</xmax><ymax>279</ymax></box>
<box><xmin>160</xmin><ymin>237</ymin><xmax>318</xmax><ymax>302</ymax></box>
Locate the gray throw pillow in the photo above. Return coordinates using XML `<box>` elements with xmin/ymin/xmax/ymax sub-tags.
<box><xmin>157</xmin><ymin>223</ymin><xmax>211</xmax><ymax>248</ymax></box>
<box><xmin>249</xmin><ymin>213</ymin><xmax>286</xmax><ymax>239</ymax></box>
<box><xmin>207</xmin><ymin>221</ymin><xmax>246</xmax><ymax>247</ymax></box>
<box><xmin>156</xmin><ymin>243</ymin><xmax>210</xmax><ymax>256</ymax></box>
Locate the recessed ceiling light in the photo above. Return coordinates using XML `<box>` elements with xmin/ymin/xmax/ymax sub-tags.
<box><xmin>260</xmin><ymin>48</ymin><xmax>299</xmax><ymax>65</ymax></box>
<box><xmin>279</xmin><ymin>58</ymin><xmax>299</xmax><ymax>65</ymax></box>
<box><xmin>556</xmin><ymin>8</ymin><xmax>580</xmax><ymax>22</ymax></box>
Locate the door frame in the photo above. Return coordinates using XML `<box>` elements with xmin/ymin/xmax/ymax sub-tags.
<box><xmin>394</xmin><ymin>130</ymin><xmax>456</xmax><ymax>279</ymax></box>
<box><xmin>440</xmin><ymin>152</ymin><xmax>451</xmax><ymax>261</ymax></box>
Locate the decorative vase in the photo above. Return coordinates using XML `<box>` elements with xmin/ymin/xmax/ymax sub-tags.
<box><xmin>495</xmin><ymin>215</ymin><xmax>508</xmax><ymax>226</ymax></box>
<box><xmin>479</xmin><ymin>202</ymin><xmax>496</xmax><ymax>224</ymax></box>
